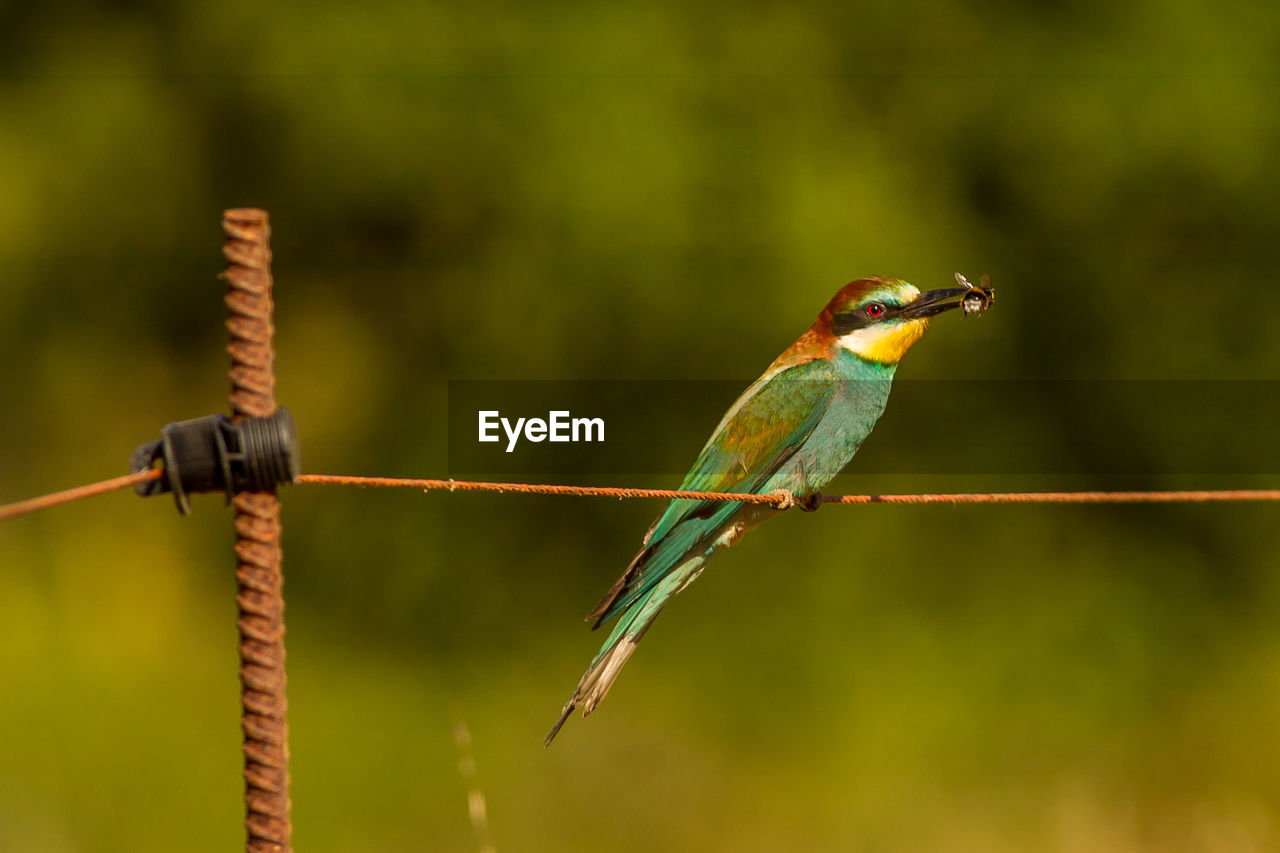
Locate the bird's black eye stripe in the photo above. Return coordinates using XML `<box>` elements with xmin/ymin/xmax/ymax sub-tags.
<box><xmin>832</xmin><ymin>304</ymin><xmax>898</xmax><ymax>335</ymax></box>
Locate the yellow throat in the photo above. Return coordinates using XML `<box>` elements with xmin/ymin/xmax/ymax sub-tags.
<box><xmin>837</xmin><ymin>318</ymin><xmax>929</xmax><ymax>365</ymax></box>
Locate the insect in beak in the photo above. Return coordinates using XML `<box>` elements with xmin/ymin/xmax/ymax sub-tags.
<box><xmin>955</xmin><ymin>272</ymin><xmax>995</xmax><ymax>318</ymax></box>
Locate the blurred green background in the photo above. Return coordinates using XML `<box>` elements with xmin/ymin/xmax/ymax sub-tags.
<box><xmin>4</xmin><ymin>2</ymin><xmax>1280</xmax><ymax>850</ymax></box>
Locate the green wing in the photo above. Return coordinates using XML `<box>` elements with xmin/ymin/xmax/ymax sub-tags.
<box><xmin>653</xmin><ymin>359</ymin><xmax>838</xmax><ymax>537</ymax></box>
<box><xmin>588</xmin><ymin>358</ymin><xmax>837</xmax><ymax>626</ymax></box>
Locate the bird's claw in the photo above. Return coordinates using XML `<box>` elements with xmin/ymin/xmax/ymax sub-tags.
<box><xmin>771</xmin><ymin>489</ymin><xmax>822</xmax><ymax>512</ymax></box>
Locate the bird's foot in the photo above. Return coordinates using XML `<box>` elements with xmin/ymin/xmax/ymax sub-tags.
<box><xmin>770</xmin><ymin>489</ymin><xmax>823</xmax><ymax>512</ymax></box>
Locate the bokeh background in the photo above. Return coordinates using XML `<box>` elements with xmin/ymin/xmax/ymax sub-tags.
<box><xmin>4</xmin><ymin>2</ymin><xmax>1280</xmax><ymax>851</ymax></box>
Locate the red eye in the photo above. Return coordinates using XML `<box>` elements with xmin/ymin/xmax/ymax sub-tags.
<box><xmin>864</xmin><ymin>303</ymin><xmax>885</xmax><ymax>318</ymax></box>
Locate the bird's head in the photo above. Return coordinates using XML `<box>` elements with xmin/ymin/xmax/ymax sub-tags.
<box><xmin>816</xmin><ymin>276</ymin><xmax>982</xmax><ymax>365</ymax></box>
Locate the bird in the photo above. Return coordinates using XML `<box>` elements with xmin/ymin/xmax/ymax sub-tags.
<box><xmin>545</xmin><ymin>275</ymin><xmax>993</xmax><ymax>744</ymax></box>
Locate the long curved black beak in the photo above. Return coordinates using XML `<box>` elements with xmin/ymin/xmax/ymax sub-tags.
<box><xmin>900</xmin><ymin>287</ymin><xmax>974</xmax><ymax>319</ymax></box>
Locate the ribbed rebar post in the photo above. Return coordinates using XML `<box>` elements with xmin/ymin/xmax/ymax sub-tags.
<box><xmin>223</xmin><ymin>208</ymin><xmax>291</xmax><ymax>853</ymax></box>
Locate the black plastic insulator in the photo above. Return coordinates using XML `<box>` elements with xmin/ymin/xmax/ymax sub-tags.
<box><xmin>130</xmin><ymin>408</ymin><xmax>301</xmax><ymax>514</ymax></box>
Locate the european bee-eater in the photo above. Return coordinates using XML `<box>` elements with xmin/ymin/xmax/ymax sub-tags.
<box><xmin>546</xmin><ymin>275</ymin><xmax>993</xmax><ymax>744</ymax></box>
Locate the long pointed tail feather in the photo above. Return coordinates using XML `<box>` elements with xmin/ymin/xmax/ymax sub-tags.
<box><xmin>544</xmin><ymin>701</ymin><xmax>575</xmax><ymax>746</ymax></box>
<box><xmin>545</xmin><ymin>562</ymin><xmax>700</xmax><ymax>745</ymax></box>
<box><xmin>543</xmin><ymin>635</ymin><xmax>642</xmax><ymax>746</ymax></box>
<box><xmin>544</xmin><ymin>604</ymin><xmax>651</xmax><ymax>745</ymax></box>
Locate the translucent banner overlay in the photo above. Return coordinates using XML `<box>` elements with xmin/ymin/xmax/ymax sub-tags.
<box><xmin>446</xmin><ymin>380</ymin><xmax>1280</xmax><ymax>477</ymax></box>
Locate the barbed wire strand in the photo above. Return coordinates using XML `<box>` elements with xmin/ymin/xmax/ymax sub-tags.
<box><xmin>224</xmin><ymin>208</ymin><xmax>292</xmax><ymax>853</ymax></box>
<box><xmin>4</xmin><ymin>469</ymin><xmax>1280</xmax><ymax>523</ymax></box>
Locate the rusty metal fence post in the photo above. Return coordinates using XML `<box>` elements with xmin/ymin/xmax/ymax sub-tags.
<box><xmin>223</xmin><ymin>209</ymin><xmax>292</xmax><ymax>852</ymax></box>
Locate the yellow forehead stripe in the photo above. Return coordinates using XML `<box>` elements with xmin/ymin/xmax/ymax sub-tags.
<box><xmin>843</xmin><ymin>318</ymin><xmax>929</xmax><ymax>364</ymax></box>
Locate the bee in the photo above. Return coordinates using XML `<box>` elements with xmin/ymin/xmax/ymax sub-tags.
<box><xmin>955</xmin><ymin>272</ymin><xmax>995</xmax><ymax>317</ymax></box>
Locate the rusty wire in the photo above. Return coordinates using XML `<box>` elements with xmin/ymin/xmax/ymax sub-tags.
<box><xmin>4</xmin><ymin>469</ymin><xmax>1280</xmax><ymax>522</ymax></box>
<box><xmin>820</xmin><ymin>489</ymin><xmax>1280</xmax><ymax>505</ymax></box>
<box><xmin>296</xmin><ymin>474</ymin><xmax>794</xmax><ymax>504</ymax></box>
<box><xmin>224</xmin><ymin>208</ymin><xmax>291</xmax><ymax>853</ymax></box>
<box><xmin>294</xmin><ymin>473</ymin><xmax>1280</xmax><ymax>507</ymax></box>
<box><xmin>0</xmin><ymin>468</ymin><xmax>161</xmax><ymax>521</ymax></box>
